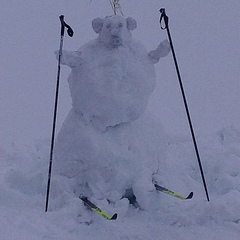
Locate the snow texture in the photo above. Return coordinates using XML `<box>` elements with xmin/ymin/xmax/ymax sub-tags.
<box><xmin>1</xmin><ymin>0</ymin><xmax>240</xmax><ymax>239</ymax></box>
<box><xmin>1</xmin><ymin>127</ymin><xmax>240</xmax><ymax>239</ymax></box>
<box><xmin>54</xmin><ymin>15</ymin><xmax>170</xmax><ymax>208</ymax></box>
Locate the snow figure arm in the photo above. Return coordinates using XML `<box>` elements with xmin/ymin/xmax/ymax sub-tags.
<box><xmin>148</xmin><ymin>39</ymin><xmax>171</xmax><ymax>64</ymax></box>
<box><xmin>54</xmin><ymin>50</ymin><xmax>83</xmax><ymax>68</ymax></box>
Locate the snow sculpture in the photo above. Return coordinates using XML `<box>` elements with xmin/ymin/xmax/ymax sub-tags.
<box><xmin>54</xmin><ymin>15</ymin><xmax>170</xmax><ymax>209</ymax></box>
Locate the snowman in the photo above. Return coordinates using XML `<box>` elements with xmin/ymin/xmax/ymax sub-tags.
<box><xmin>54</xmin><ymin>15</ymin><xmax>170</xmax><ymax>210</ymax></box>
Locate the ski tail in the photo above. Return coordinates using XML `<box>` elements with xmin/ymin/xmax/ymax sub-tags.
<box><xmin>80</xmin><ymin>195</ymin><xmax>117</xmax><ymax>220</ymax></box>
<box><xmin>154</xmin><ymin>183</ymin><xmax>193</xmax><ymax>200</ymax></box>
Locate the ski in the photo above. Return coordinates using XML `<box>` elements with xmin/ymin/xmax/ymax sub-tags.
<box><xmin>79</xmin><ymin>195</ymin><xmax>118</xmax><ymax>220</ymax></box>
<box><xmin>154</xmin><ymin>183</ymin><xmax>193</xmax><ymax>200</ymax></box>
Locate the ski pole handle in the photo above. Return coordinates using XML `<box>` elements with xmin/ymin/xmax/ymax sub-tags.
<box><xmin>59</xmin><ymin>15</ymin><xmax>74</xmax><ymax>37</ymax></box>
<box><xmin>159</xmin><ymin>8</ymin><xmax>168</xmax><ymax>29</ymax></box>
<box><xmin>59</xmin><ymin>15</ymin><xmax>65</xmax><ymax>37</ymax></box>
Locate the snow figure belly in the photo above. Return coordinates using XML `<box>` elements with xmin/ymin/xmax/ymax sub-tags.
<box><xmin>54</xmin><ymin>109</ymin><xmax>166</xmax><ymax>204</ymax></box>
<box><xmin>68</xmin><ymin>43</ymin><xmax>156</xmax><ymax>131</ymax></box>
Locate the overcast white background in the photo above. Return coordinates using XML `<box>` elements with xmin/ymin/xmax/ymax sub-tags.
<box><xmin>1</xmin><ymin>0</ymin><xmax>240</xmax><ymax>148</ymax></box>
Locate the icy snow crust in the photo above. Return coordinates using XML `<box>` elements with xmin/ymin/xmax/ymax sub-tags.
<box><xmin>1</xmin><ymin>127</ymin><xmax>240</xmax><ymax>239</ymax></box>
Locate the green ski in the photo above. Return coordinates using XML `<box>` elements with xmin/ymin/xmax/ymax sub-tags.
<box><xmin>80</xmin><ymin>195</ymin><xmax>117</xmax><ymax>220</ymax></box>
<box><xmin>154</xmin><ymin>183</ymin><xmax>193</xmax><ymax>200</ymax></box>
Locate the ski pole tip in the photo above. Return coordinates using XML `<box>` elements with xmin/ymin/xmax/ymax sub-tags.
<box><xmin>110</xmin><ymin>213</ymin><xmax>118</xmax><ymax>220</ymax></box>
<box><xmin>186</xmin><ymin>192</ymin><xmax>193</xmax><ymax>200</ymax></box>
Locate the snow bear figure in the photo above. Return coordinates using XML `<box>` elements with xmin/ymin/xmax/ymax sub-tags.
<box><xmin>54</xmin><ymin>15</ymin><xmax>170</xmax><ymax>210</ymax></box>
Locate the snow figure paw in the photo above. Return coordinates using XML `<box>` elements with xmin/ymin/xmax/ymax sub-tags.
<box><xmin>148</xmin><ymin>39</ymin><xmax>170</xmax><ymax>64</ymax></box>
<box><xmin>54</xmin><ymin>50</ymin><xmax>83</xmax><ymax>68</ymax></box>
<box><xmin>158</xmin><ymin>39</ymin><xmax>171</xmax><ymax>58</ymax></box>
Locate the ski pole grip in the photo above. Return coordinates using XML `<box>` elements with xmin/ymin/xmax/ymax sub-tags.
<box><xmin>59</xmin><ymin>15</ymin><xmax>74</xmax><ymax>37</ymax></box>
<box><xmin>159</xmin><ymin>8</ymin><xmax>169</xmax><ymax>29</ymax></box>
<box><xmin>59</xmin><ymin>15</ymin><xmax>65</xmax><ymax>36</ymax></box>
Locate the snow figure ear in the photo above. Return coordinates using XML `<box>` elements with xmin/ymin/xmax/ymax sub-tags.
<box><xmin>126</xmin><ymin>17</ymin><xmax>137</xmax><ymax>31</ymax></box>
<box><xmin>92</xmin><ymin>18</ymin><xmax>104</xmax><ymax>33</ymax></box>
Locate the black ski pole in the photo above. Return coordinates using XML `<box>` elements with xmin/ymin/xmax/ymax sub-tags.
<box><xmin>45</xmin><ymin>15</ymin><xmax>73</xmax><ymax>212</ymax></box>
<box><xmin>159</xmin><ymin>8</ymin><xmax>210</xmax><ymax>202</ymax></box>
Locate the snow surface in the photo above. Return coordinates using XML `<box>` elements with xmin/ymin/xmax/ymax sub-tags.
<box><xmin>1</xmin><ymin>127</ymin><xmax>240</xmax><ymax>239</ymax></box>
<box><xmin>1</xmin><ymin>0</ymin><xmax>240</xmax><ymax>239</ymax></box>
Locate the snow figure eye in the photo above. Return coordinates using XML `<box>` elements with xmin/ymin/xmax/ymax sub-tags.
<box><xmin>118</xmin><ymin>23</ymin><xmax>123</xmax><ymax>28</ymax></box>
<box><xmin>106</xmin><ymin>23</ymin><xmax>111</xmax><ymax>29</ymax></box>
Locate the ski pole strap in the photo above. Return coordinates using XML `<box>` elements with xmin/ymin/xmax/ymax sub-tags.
<box><xmin>159</xmin><ymin>8</ymin><xmax>168</xmax><ymax>29</ymax></box>
<box><xmin>59</xmin><ymin>15</ymin><xmax>74</xmax><ymax>37</ymax></box>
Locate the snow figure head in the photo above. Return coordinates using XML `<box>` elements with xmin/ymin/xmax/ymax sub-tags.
<box><xmin>92</xmin><ymin>15</ymin><xmax>137</xmax><ymax>48</ymax></box>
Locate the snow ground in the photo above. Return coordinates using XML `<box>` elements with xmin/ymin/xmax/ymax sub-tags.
<box><xmin>1</xmin><ymin>126</ymin><xmax>240</xmax><ymax>239</ymax></box>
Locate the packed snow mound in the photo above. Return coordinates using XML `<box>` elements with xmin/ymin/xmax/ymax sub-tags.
<box><xmin>58</xmin><ymin>15</ymin><xmax>170</xmax><ymax>130</ymax></box>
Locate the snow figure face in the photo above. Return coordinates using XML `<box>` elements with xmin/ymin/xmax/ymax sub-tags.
<box><xmin>92</xmin><ymin>15</ymin><xmax>137</xmax><ymax>47</ymax></box>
